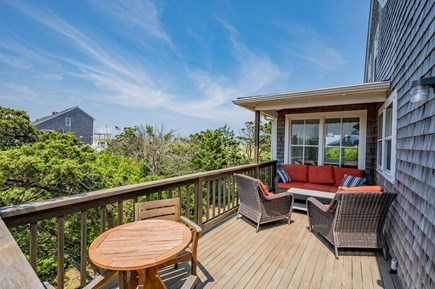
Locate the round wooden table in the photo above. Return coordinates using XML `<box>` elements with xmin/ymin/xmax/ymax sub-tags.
<box><xmin>89</xmin><ymin>219</ymin><xmax>192</xmax><ymax>289</ymax></box>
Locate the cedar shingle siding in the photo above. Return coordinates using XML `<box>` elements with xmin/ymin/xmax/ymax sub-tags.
<box><xmin>366</xmin><ymin>1</ymin><xmax>434</xmax><ymax>288</ymax></box>
<box><xmin>33</xmin><ymin>107</ymin><xmax>94</xmax><ymax>145</ymax></box>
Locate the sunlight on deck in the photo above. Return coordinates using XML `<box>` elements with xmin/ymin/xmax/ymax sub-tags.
<box><xmin>162</xmin><ymin>211</ymin><xmax>400</xmax><ymax>289</ymax></box>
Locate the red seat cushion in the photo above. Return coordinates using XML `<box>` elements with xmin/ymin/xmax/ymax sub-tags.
<box><xmin>333</xmin><ymin>167</ymin><xmax>364</xmax><ymax>186</ymax></box>
<box><xmin>302</xmin><ymin>183</ymin><xmax>338</xmax><ymax>193</ymax></box>
<box><xmin>277</xmin><ymin>181</ymin><xmax>305</xmax><ymax>190</ymax></box>
<box><xmin>284</xmin><ymin>164</ymin><xmax>308</xmax><ymax>182</ymax></box>
<box><xmin>308</xmin><ymin>165</ymin><xmax>335</xmax><ymax>184</ymax></box>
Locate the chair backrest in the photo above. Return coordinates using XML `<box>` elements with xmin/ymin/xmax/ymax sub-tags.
<box><xmin>135</xmin><ymin>198</ymin><xmax>181</xmax><ymax>222</ymax></box>
<box><xmin>333</xmin><ymin>192</ymin><xmax>396</xmax><ymax>232</ymax></box>
<box><xmin>234</xmin><ymin>173</ymin><xmax>262</xmax><ymax>208</ymax></box>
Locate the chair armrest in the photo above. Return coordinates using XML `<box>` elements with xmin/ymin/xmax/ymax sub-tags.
<box><xmin>263</xmin><ymin>190</ymin><xmax>294</xmax><ymax>201</ymax></box>
<box><xmin>180</xmin><ymin>216</ymin><xmax>202</xmax><ymax>234</ymax></box>
<box><xmin>180</xmin><ymin>275</ymin><xmax>199</xmax><ymax>289</ymax></box>
<box><xmin>306</xmin><ymin>197</ymin><xmax>329</xmax><ymax>213</ymax></box>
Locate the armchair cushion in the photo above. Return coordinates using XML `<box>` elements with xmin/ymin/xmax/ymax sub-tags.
<box><xmin>258</xmin><ymin>179</ymin><xmax>272</xmax><ymax>196</ymax></box>
<box><xmin>277</xmin><ymin>169</ymin><xmax>291</xmax><ymax>183</ymax></box>
<box><xmin>338</xmin><ymin>186</ymin><xmax>384</xmax><ymax>192</ymax></box>
<box><xmin>340</xmin><ymin>174</ymin><xmax>366</xmax><ymax>187</ymax></box>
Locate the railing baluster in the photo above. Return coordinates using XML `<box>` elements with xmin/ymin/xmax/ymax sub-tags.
<box><xmin>227</xmin><ymin>177</ymin><xmax>231</xmax><ymax>210</ymax></box>
<box><xmin>206</xmin><ymin>181</ymin><xmax>210</xmax><ymax>222</ymax></box>
<box><xmin>30</xmin><ymin>222</ymin><xmax>37</xmax><ymax>271</ymax></box>
<box><xmin>186</xmin><ymin>185</ymin><xmax>191</xmax><ymax>219</ymax></box>
<box><xmin>168</xmin><ymin>189</ymin><xmax>173</xmax><ymax>198</ymax></box>
<box><xmin>80</xmin><ymin>211</ymin><xmax>88</xmax><ymax>288</ymax></box>
<box><xmin>100</xmin><ymin>206</ymin><xmax>106</xmax><ymax>233</ymax></box>
<box><xmin>158</xmin><ymin>191</ymin><xmax>162</xmax><ymax>200</ymax></box>
<box><xmin>222</xmin><ymin>177</ymin><xmax>226</xmax><ymax>212</ymax></box>
<box><xmin>133</xmin><ymin>198</ymin><xmax>138</xmax><ymax>219</ymax></box>
<box><xmin>178</xmin><ymin>187</ymin><xmax>182</xmax><ymax>199</ymax></box>
<box><xmin>218</xmin><ymin>179</ymin><xmax>221</xmax><ymax>215</ymax></box>
<box><xmin>57</xmin><ymin>216</ymin><xmax>65</xmax><ymax>289</ymax></box>
<box><xmin>118</xmin><ymin>201</ymin><xmax>123</xmax><ymax>225</ymax></box>
<box><xmin>195</xmin><ymin>178</ymin><xmax>203</xmax><ymax>226</ymax></box>
<box><xmin>212</xmin><ymin>180</ymin><xmax>216</xmax><ymax>219</ymax></box>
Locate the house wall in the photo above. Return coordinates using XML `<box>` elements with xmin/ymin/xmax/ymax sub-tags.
<box><xmin>35</xmin><ymin>108</ymin><xmax>94</xmax><ymax>145</ymax></box>
<box><xmin>366</xmin><ymin>0</ymin><xmax>435</xmax><ymax>288</ymax></box>
<box><xmin>276</xmin><ymin>103</ymin><xmax>379</xmax><ymax>185</ymax></box>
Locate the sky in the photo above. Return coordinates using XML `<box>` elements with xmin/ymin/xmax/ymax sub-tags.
<box><xmin>0</xmin><ymin>0</ymin><xmax>370</xmax><ymax>137</ymax></box>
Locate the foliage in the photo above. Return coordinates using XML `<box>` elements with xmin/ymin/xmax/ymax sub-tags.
<box><xmin>237</xmin><ymin>118</ymin><xmax>272</xmax><ymax>162</ymax></box>
<box><xmin>0</xmin><ymin>106</ymin><xmax>38</xmax><ymax>150</ymax></box>
<box><xmin>0</xmin><ymin>107</ymin><xmax>273</xmax><ymax>285</ymax></box>
<box><xmin>190</xmin><ymin>125</ymin><xmax>248</xmax><ymax>171</ymax></box>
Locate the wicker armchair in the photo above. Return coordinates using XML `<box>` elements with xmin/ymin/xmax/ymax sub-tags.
<box><xmin>234</xmin><ymin>173</ymin><xmax>294</xmax><ymax>232</ymax></box>
<box><xmin>306</xmin><ymin>191</ymin><xmax>396</xmax><ymax>259</ymax></box>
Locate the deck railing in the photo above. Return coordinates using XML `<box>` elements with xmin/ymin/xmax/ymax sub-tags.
<box><xmin>0</xmin><ymin>161</ymin><xmax>276</xmax><ymax>289</ymax></box>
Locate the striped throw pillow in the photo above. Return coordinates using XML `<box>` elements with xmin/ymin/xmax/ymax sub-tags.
<box><xmin>340</xmin><ymin>174</ymin><xmax>366</xmax><ymax>187</ymax></box>
<box><xmin>277</xmin><ymin>169</ymin><xmax>291</xmax><ymax>183</ymax></box>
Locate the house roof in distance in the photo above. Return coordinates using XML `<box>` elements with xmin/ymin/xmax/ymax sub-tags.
<box><xmin>233</xmin><ymin>81</ymin><xmax>391</xmax><ymax>117</ymax></box>
<box><xmin>32</xmin><ymin>106</ymin><xmax>95</xmax><ymax>125</ymax></box>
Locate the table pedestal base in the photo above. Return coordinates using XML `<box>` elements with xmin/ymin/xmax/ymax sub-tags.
<box><xmin>118</xmin><ymin>267</ymin><xmax>166</xmax><ymax>289</ymax></box>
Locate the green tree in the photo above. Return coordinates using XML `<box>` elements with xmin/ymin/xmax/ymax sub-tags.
<box><xmin>0</xmin><ymin>106</ymin><xmax>38</xmax><ymax>150</ymax></box>
<box><xmin>190</xmin><ymin>125</ymin><xmax>247</xmax><ymax>171</ymax></box>
<box><xmin>237</xmin><ymin>118</ymin><xmax>272</xmax><ymax>162</ymax></box>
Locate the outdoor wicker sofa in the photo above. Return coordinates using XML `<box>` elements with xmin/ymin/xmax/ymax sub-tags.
<box><xmin>234</xmin><ymin>173</ymin><xmax>294</xmax><ymax>232</ymax></box>
<box><xmin>306</xmin><ymin>191</ymin><xmax>396</xmax><ymax>259</ymax></box>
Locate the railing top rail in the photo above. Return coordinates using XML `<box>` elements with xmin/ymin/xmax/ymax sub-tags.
<box><xmin>0</xmin><ymin>161</ymin><xmax>276</xmax><ymax>224</ymax></box>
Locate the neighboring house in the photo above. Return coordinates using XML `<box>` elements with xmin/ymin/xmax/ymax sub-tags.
<box><xmin>234</xmin><ymin>1</ymin><xmax>434</xmax><ymax>288</ymax></box>
<box><xmin>32</xmin><ymin>106</ymin><xmax>94</xmax><ymax>145</ymax></box>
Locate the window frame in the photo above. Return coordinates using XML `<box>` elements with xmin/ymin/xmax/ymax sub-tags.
<box><xmin>284</xmin><ymin>110</ymin><xmax>367</xmax><ymax>169</ymax></box>
<box><xmin>376</xmin><ymin>90</ymin><xmax>397</xmax><ymax>183</ymax></box>
<box><xmin>65</xmin><ymin>117</ymin><xmax>71</xmax><ymax>127</ymax></box>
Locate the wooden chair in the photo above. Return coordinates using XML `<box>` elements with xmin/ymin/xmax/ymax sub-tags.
<box><xmin>307</xmin><ymin>191</ymin><xmax>396</xmax><ymax>259</ymax></box>
<box><xmin>234</xmin><ymin>173</ymin><xmax>294</xmax><ymax>232</ymax></box>
<box><xmin>134</xmin><ymin>198</ymin><xmax>202</xmax><ymax>275</ymax></box>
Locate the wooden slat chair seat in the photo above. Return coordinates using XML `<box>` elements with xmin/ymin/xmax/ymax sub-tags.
<box><xmin>134</xmin><ymin>198</ymin><xmax>202</xmax><ymax>275</ymax></box>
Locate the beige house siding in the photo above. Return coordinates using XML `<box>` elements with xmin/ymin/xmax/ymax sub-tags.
<box><xmin>366</xmin><ymin>0</ymin><xmax>435</xmax><ymax>288</ymax></box>
<box><xmin>275</xmin><ymin>103</ymin><xmax>379</xmax><ymax>185</ymax></box>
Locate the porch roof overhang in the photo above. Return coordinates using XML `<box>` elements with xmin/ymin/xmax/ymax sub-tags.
<box><xmin>233</xmin><ymin>81</ymin><xmax>391</xmax><ymax>117</ymax></box>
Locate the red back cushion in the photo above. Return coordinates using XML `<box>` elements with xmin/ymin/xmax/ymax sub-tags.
<box><xmin>308</xmin><ymin>165</ymin><xmax>335</xmax><ymax>184</ymax></box>
<box><xmin>333</xmin><ymin>167</ymin><xmax>364</xmax><ymax>186</ymax></box>
<box><xmin>257</xmin><ymin>179</ymin><xmax>271</xmax><ymax>196</ymax></box>
<box><xmin>284</xmin><ymin>164</ymin><xmax>308</xmax><ymax>182</ymax></box>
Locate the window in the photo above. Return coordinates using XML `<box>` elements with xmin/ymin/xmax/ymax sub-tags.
<box><xmin>377</xmin><ymin>91</ymin><xmax>397</xmax><ymax>182</ymax></box>
<box><xmin>290</xmin><ymin>119</ymin><xmax>319</xmax><ymax>165</ymax></box>
<box><xmin>65</xmin><ymin>117</ymin><xmax>71</xmax><ymax>127</ymax></box>
<box><xmin>285</xmin><ymin>111</ymin><xmax>367</xmax><ymax>169</ymax></box>
<box><xmin>324</xmin><ymin>118</ymin><xmax>360</xmax><ymax>168</ymax></box>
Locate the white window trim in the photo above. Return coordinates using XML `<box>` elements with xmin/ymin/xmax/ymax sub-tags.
<box><xmin>284</xmin><ymin>110</ymin><xmax>367</xmax><ymax>169</ymax></box>
<box><xmin>376</xmin><ymin>90</ymin><xmax>397</xmax><ymax>183</ymax></box>
<box><xmin>65</xmin><ymin>117</ymin><xmax>71</xmax><ymax>127</ymax></box>
<box><xmin>271</xmin><ymin>118</ymin><xmax>278</xmax><ymax>160</ymax></box>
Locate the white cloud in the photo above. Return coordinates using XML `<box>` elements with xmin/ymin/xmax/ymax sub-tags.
<box><xmin>90</xmin><ymin>0</ymin><xmax>173</xmax><ymax>47</ymax></box>
<box><xmin>281</xmin><ymin>22</ymin><xmax>347</xmax><ymax>71</ymax></box>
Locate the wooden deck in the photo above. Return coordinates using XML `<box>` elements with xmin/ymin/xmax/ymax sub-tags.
<box><xmin>161</xmin><ymin>211</ymin><xmax>402</xmax><ymax>289</ymax></box>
